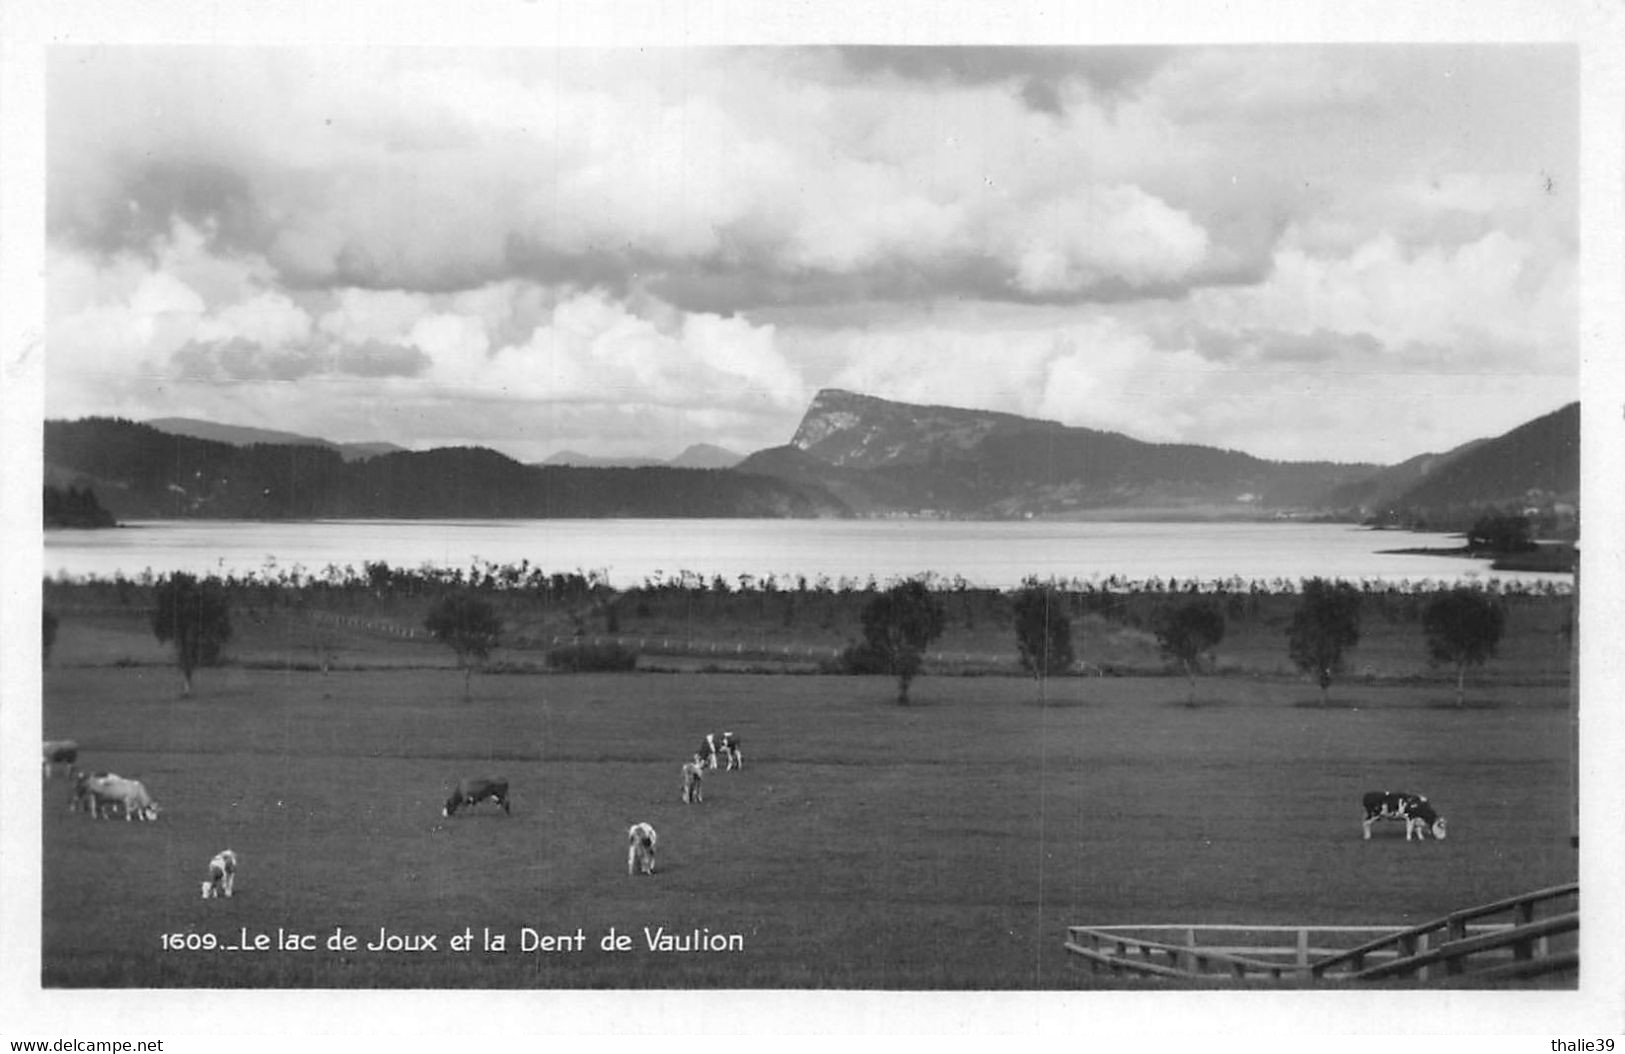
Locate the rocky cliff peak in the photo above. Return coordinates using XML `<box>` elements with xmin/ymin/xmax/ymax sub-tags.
<box><xmin>789</xmin><ymin>388</ymin><xmax>1055</xmax><ymax>469</ymax></box>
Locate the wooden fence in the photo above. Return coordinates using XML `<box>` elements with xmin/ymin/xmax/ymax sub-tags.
<box><xmin>1066</xmin><ymin>883</ymin><xmax>1578</xmax><ymax>984</ymax></box>
<box><xmin>1066</xmin><ymin>923</ymin><xmax>1436</xmax><ymax>981</ymax></box>
<box><xmin>1309</xmin><ymin>882</ymin><xmax>1577</xmax><ymax>983</ymax></box>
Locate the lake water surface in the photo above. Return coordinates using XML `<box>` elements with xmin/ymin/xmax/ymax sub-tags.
<box><xmin>43</xmin><ymin>519</ymin><xmax>1570</xmax><ymax>590</ymax></box>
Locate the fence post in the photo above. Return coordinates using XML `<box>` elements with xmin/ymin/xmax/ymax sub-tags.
<box><xmin>1444</xmin><ymin>915</ymin><xmax>1468</xmax><ymax>976</ymax></box>
<box><xmin>1297</xmin><ymin>928</ymin><xmax>1310</xmax><ymax>969</ymax></box>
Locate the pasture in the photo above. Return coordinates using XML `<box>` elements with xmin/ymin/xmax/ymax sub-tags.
<box><xmin>40</xmin><ymin>661</ymin><xmax>1576</xmax><ymax>988</ymax></box>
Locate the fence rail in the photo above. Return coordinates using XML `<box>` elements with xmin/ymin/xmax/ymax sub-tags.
<box><xmin>1064</xmin><ymin>925</ymin><xmax>1398</xmax><ymax>981</ymax></box>
<box><xmin>1309</xmin><ymin>882</ymin><xmax>1578</xmax><ymax>981</ymax></box>
<box><xmin>1066</xmin><ymin>924</ymin><xmax>1438</xmax><ymax>981</ymax></box>
<box><xmin>1351</xmin><ymin>912</ymin><xmax>1577</xmax><ymax>982</ymax></box>
<box><xmin>1067</xmin><ymin>884</ymin><xmax>1579</xmax><ymax>985</ymax></box>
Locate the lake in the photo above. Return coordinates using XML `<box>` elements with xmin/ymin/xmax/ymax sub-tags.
<box><xmin>42</xmin><ymin>519</ymin><xmax>1572</xmax><ymax>590</ymax></box>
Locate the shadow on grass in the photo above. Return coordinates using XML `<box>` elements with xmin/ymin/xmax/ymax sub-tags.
<box><xmin>1027</xmin><ymin>696</ymin><xmax>1092</xmax><ymax>708</ymax></box>
<box><xmin>1422</xmin><ymin>698</ymin><xmax>1504</xmax><ymax>711</ymax></box>
<box><xmin>1285</xmin><ymin>696</ymin><xmax>1507</xmax><ymax>711</ymax></box>
<box><xmin>1163</xmin><ymin>697</ymin><xmax>1227</xmax><ymax>709</ymax></box>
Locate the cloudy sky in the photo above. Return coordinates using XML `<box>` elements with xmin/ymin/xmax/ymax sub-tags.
<box><xmin>44</xmin><ymin>42</ymin><xmax>1578</xmax><ymax>465</ymax></box>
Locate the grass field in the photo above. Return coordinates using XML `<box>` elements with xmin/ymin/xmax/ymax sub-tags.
<box><xmin>40</xmin><ymin>651</ymin><xmax>1576</xmax><ymax>988</ymax></box>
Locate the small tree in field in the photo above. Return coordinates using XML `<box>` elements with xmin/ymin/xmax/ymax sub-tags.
<box><xmin>1286</xmin><ymin>577</ymin><xmax>1362</xmax><ymax>706</ymax></box>
<box><xmin>1422</xmin><ymin>587</ymin><xmax>1506</xmax><ymax>707</ymax></box>
<box><xmin>858</xmin><ymin>579</ymin><xmax>947</xmax><ymax>704</ymax></box>
<box><xmin>425</xmin><ymin>593</ymin><xmax>503</xmax><ymax>700</ymax></box>
<box><xmin>1154</xmin><ymin>601</ymin><xmax>1226</xmax><ymax>705</ymax></box>
<box><xmin>151</xmin><ymin>572</ymin><xmax>233</xmax><ymax>696</ymax></box>
<box><xmin>1012</xmin><ymin>580</ymin><xmax>1075</xmax><ymax>694</ymax></box>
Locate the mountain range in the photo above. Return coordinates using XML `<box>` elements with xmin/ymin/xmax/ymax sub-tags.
<box><xmin>741</xmin><ymin>389</ymin><xmax>1385</xmax><ymax>518</ymax></box>
<box><xmin>43</xmin><ymin>391</ymin><xmax>1578</xmax><ymax>527</ymax></box>
<box><xmin>537</xmin><ymin>443</ymin><xmax>743</xmax><ymax>470</ymax></box>
<box><xmin>145</xmin><ymin>418</ymin><xmax>407</xmax><ymax>462</ymax></box>
<box><xmin>755</xmin><ymin>390</ymin><xmax>1575</xmax><ymax>526</ymax></box>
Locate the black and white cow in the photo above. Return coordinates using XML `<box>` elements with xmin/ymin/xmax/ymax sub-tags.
<box><xmin>43</xmin><ymin>740</ymin><xmax>79</xmax><ymax>777</ymax></box>
<box><xmin>201</xmin><ymin>849</ymin><xmax>238</xmax><ymax>899</ymax></box>
<box><xmin>628</xmin><ymin>822</ymin><xmax>658</xmax><ymax>876</ymax></box>
<box><xmin>443</xmin><ymin>777</ymin><xmax>510</xmax><ymax>817</ymax></box>
<box><xmin>1361</xmin><ymin>790</ymin><xmax>1447</xmax><ymax>841</ymax></box>
<box><xmin>716</xmin><ymin>731</ymin><xmax>742</xmax><ymax>771</ymax></box>
<box><xmin>699</xmin><ymin>731</ymin><xmax>743</xmax><ymax>771</ymax></box>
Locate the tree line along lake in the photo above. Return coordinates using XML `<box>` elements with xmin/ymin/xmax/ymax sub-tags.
<box><xmin>43</xmin><ymin>518</ymin><xmax>1573</xmax><ymax>591</ymax></box>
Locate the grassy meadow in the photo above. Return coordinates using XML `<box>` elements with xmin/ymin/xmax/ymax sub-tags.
<box><xmin>39</xmin><ymin>578</ymin><xmax>1577</xmax><ymax>988</ymax></box>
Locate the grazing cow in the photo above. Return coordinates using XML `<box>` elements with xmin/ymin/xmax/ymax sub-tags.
<box><xmin>1362</xmin><ymin>791</ymin><xmax>1448</xmax><ymax>841</ymax></box>
<box><xmin>43</xmin><ymin>740</ymin><xmax>79</xmax><ymax>777</ymax></box>
<box><xmin>68</xmin><ymin>770</ymin><xmax>118</xmax><ymax>814</ymax></box>
<box><xmin>86</xmin><ymin>775</ymin><xmax>159</xmax><ymax>821</ymax></box>
<box><xmin>698</xmin><ymin>733</ymin><xmax>720</xmax><ymax>770</ymax></box>
<box><xmin>716</xmin><ymin>731</ymin><xmax>742</xmax><ymax>771</ymax></box>
<box><xmin>681</xmin><ymin>755</ymin><xmax>706</xmax><ymax>804</ymax></box>
<box><xmin>201</xmin><ymin>849</ymin><xmax>238</xmax><ymax>899</ymax></box>
<box><xmin>627</xmin><ymin>822</ymin><xmax>657</xmax><ymax>876</ymax></box>
<box><xmin>443</xmin><ymin>777</ymin><xmax>510</xmax><ymax>817</ymax></box>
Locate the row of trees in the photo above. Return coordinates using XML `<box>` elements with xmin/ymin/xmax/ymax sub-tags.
<box><xmin>828</xmin><ymin>575</ymin><xmax>1508</xmax><ymax>707</ymax></box>
<box><xmin>61</xmin><ymin>572</ymin><xmax>1514</xmax><ymax>708</ymax></box>
<box><xmin>864</xmin><ymin>575</ymin><xmax>1508</xmax><ymax>708</ymax></box>
<box><xmin>52</xmin><ymin>559</ymin><xmax>1573</xmax><ymax>601</ymax></box>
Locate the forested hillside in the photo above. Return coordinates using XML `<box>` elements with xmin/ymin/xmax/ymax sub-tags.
<box><xmin>45</xmin><ymin>392</ymin><xmax>1580</xmax><ymax>524</ymax></box>
<box><xmin>45</xmin><ymin>418</ymin><xmax>845</xmax><ymax>520</ymax></box>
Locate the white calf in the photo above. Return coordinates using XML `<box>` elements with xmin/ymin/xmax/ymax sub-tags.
<box><xmin>627</xmin><ymin>822</ymin><xmax>658</xmax><ymax>876</ymax></box>
<box><xmin>201</xmin><ymin>850</ymin><xmax>237</xmax><ymax>899</ymax></box>
<box><xmin>681</xmin><ymin>756</ymin><xmax>706</xmax><ymax>804</ymax></box>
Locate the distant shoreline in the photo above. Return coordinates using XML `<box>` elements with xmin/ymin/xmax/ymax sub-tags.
<box><xmin>1378</xmin><ymin>543</ymin><xmax>1577</xmax><ymax>575</ymax></box>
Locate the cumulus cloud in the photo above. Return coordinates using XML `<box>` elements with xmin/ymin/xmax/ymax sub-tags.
<box><xmin>47</xmin><ymin>47</ymin><xmax>1233</xmax><ymax>309</ymax></box>
<box><xmin>1192</xmin><ymin>230</ymin><xmax>1574</xmax><ymax>369</ymax></box>
<box><xmin>1184</xmin><ymin>326</ymin><xmax>1381</xmax><ymax>367</ymax></box>
<box><xmin>475</xmin><ymin>290</ymin><xmax>807</xmax><ymax>415</ymax></box>
<box><xmin>999</xmin><ymin>185</ymin><xmax>1209</xmax><ymax>296</ymax></box>
<box><xmin>831</xmin><ymin>46</ymin><xmax>1170</xmax><ymax>110</ymax></box>
<box><xmin>784</xmin><ymin>284</ymin><xmax>1572</xmax><ymax>465</ymax></box>
<box><xmin>333</xmin><ymin>341</ymin><xmax>431</xmax><ymax>378</ymax></box>
<box><xmin>43</xmin><ymin>45</ymin><xmax>1577</xmax><ymax>464</ymax></box>
<box><xmin>49</xmin><ymin>46</ymin><xmax>1575</xmax><ymax>310</ymax></box>
<box><xmin>171</xmin><ymin>338</ymin><xmax>323</xmax><ymax>382</ymax></box>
